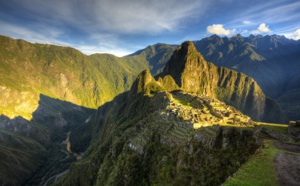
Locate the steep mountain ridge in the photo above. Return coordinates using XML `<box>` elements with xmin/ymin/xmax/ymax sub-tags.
<box><xmin>129</xmin><ymin>35</ymin><xmax>300</xmax><ymax>120</ymax></box>
<box><xmin>194</xmin><ymin>34</ymin><xmax>300</xmax><ymax>120</ymax></box>
<box><xmin>158</xmin><ymin>41</ymin><xmax>286</xmax><ymax>123</ymax></box>
<box><xmin>128</xmin><ymin>43</ymin><xmax>177</xmax><ymax>75</ymax></box>
<box><xmin>193</xmin><ymin>34</ymin><xmax>300</xmax><ymax>98</ymax></box>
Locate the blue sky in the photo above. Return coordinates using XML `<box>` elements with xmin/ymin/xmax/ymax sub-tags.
<box><xmin>0</xmin><ymin>0</ymin><xmax>299</xmax><ymax>56</ymax></box>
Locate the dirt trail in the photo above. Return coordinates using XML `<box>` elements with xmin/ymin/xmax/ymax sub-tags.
<box><xmin>273</xmin><ymin>141</ymin><xmax>300</xmax><ymax>186</ymax></box>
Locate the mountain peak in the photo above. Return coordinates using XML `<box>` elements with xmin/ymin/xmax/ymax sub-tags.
<box><xmin>181</xmin><ymin>41</ymin><xmax>197</xmax><ymax>51</ymax></box>
<box><xmin>161</xmin><ymin>41</ymin><xmax>205</xmax><ymax>87</ymax></box>
<box><xmin>176</xmin><ymin>41</ymin><xmax>199</xmax><ymax>58</ymax></box>
<box><xmin>231</xmin><ymin>34</ymin><xmax>244</xmax><ymax>42</ymax></box>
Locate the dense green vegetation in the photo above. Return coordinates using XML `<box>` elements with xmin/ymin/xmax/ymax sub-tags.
<box><xmin>0</xmin><ymin>35</ymin><xmax>149</xmax><ymax>119</ymax></box>
<box><xmin>224</xmin><ymin>140</ymin><xmax>280</xmax><ymax>186</ymax></box>
<box><xmin>0</xmin><ymin>129</ymin><xmax>46</xmax><ymax>185</ymax></box>
<box><xmin>55</xmin><ymin>84</ymin><xmax>261</xmax><ymax>186</ymax></box>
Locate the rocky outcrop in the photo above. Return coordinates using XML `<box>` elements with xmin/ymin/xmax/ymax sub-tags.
<box><xmin>158</xmin><ymin>41</ymin><xmax>287</xmax><ymax>123</ymax></box>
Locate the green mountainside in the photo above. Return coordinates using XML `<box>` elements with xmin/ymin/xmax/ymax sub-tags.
<box><xmin>0</xmin><ymin>35</ymin><xmax>151</xmax><ymax>185</ymax></box>
<box><xmin>53</xmin><ymin>42</ymin><xmax>294</xmax><ymax>185</ymax></box>
<box><xmin>0</xmin><ymin>35</ymin><xmax>298</xmax><ymax>185</ymax></box>
<box><xmin>54</xmin><ymin>69</ymin><xmax>262</xmax><ymax>186</ymax></box>
<box><xmin>0</xmin><ymin>35</ymin><xmax>148</xmax><ymax>120</ymax></box>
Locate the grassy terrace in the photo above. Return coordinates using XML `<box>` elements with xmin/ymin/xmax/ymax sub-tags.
<box><xmin>224</xmin><ymin>140</ymin><xmax>280</xmax><ymax>186</ymax></box>
<box><xmin>256</xmin><ymin>122</ymin><xmax>289</xmax><ymax>134</ymax></box>
<box><xmin>172</xmin><ymin>97</ymin><xmax>192</xmax><ymax>109</ymax></box>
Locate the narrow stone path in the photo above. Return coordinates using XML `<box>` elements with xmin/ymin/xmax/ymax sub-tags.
<box><xmin>273</xmin><ymin>141</ymin><xmax>300</xmax><ymax>186</ymax></box>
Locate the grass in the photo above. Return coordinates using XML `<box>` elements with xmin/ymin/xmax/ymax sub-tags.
<box><xmin>257</xmin><ymin>122</ymin><xmax>288</xmax><ymax>134</ymax></box>
<box><xmin>222</xmin><ymin>125</ymin><xmax>254</xmax><ymax>131</ymax></box>
<box><xmin>224</xmin><ymin>140</ymin><xmax>280</xmax><ymax>186</ymax></box>
<box><xmin>172</xmin><ymin>98</ymin><xmax>192</xmax><ymax>109</ymax></box>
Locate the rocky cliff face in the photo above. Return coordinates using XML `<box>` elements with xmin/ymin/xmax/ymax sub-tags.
<box><xmin>194</xmin><ymin>35</ymin><xmax>300</xmax><ymax>120</ymax></box>
<box><xmin>159</xmin><ymin>41</ymin><xmax>286</xmax><ymax>123</ymax></box>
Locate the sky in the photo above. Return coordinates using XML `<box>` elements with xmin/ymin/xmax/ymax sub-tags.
<box><xmin>0</xmin><ymin>0</ymin><xmax>299</xmax><ymax>56</ymax></box>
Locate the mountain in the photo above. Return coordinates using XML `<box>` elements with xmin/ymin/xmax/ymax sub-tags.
<box><xmin>0</xmin><ymin>37</ymin><xmax>295</xmax><ymax>185</ymax></box>
<box><xmin>0</xmin><ymin>35</ymin><xmax>149</xmax><ymax>120</ymax></box>
<box><xmin>193</xmin><ymin>34</ymin><xmax>300</xmax><ymax>98</ymax></box>
<box><xmin>0</xmin><ymin>35</ymin><xmax>155</xmax><ymax>185</ymax></box>
<box><xmin>158</xmin><ymin>41</ymin><xmax>286</xmax><ymax>123</ymax></box>
<box><xmin>52</xmin><ymin>42</ymin><xmax>291</xmax><ymax>185</ymax></box>
<box><xmin>0</xmin><ymin>94</ymin><xmax>96</xmax><ymax>185</ymax></box>
<box><xmin>130</xmin><ymin>35</ymin><xmax>300</xmax><ymax>120</ymax></box>
<box><xmin>193</xmin><ymin>34</ymin><xmax>300</xmax><ymax>120</ymax></box>
<box><xmin>53</xmin><ymin>69</ymin><xmax>261</xmax><ymax>186</ymax></box>
<box><xmin>128</xmin><ymin>43</ymin><xmax>177</xmax><ymax>75</ymax></box>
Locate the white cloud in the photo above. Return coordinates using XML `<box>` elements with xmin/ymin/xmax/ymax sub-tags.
<box><xmin>292</xmin><ymin>29</ymin><xmax>300</xmax><ymax>40</ymax></box>
<box><xmin>0</xmin><ymin>21</ymin><xmax>131</xmax><ymax>57</ymax></box>
<box><xmin>94</xmin><ymin>0</ymin><xmax>206</xmax><ymax>34</ymax></box>
<box><xmin>243</xmin><ymin>20</ymin><xmax>252</xmax><ymax>25</ymax></box>
<box><xmin>10</xmin><ymin>0</ymin><xmax>206</xmax><ymax>35</ymax></box>
<box><xmin>206</xmin><ymin>24</ymin><xmax>235</xmax><ymax>36</ymax></box>
<box><xmin>0</xmin><ymin>21</ymin><xmax>68</xmax><ymax>46</ymax></box>
<box><xmin>228</xmin><ymin>1</ymin><xmax>300</xmax><ymax>27</ymax></box>
<box><xmin>251</xmin><ymin>23</ymin><xmax>272</xmax><ymax>34</ymax></box>
<box><xmin>241</xmin><ymin>23</ymin><xmax>272</xmax><ymax>35</ymax></box>
<box><xmin>0</xmin><ymin>0</ymin><xmax>211</xmax><ymax>56</ymax></box>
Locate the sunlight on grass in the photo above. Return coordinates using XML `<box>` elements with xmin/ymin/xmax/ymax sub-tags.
<box><xmin>172</xmin><ymin>98</ymin><xmax>192</xmax><ymax>108</ymax></box>
<box><xmin>256</xmin><ymin>122</ymin><xmax>288</xmax><ymax>134</ymax></box>
<box><xmin>224</xmin><ymin>140</ymin><xmax>280</xmax><ymax>186</ymax></box>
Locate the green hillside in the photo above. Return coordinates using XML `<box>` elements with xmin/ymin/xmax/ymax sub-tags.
<box><xmin>0</xmin><ymin>35</ymin><xmax>149</xmax><ymax>120</ymax></box>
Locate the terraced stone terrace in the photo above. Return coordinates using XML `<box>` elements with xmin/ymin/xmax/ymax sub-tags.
<box><xmin>127</xmin><ymin>91</ymin><xmax>257</xmax><ymax>152</ymax></box>
<box><xmin>167</xmin><ymin>91</ymin><xmax>253</xmax><ymax>129</ymax></box>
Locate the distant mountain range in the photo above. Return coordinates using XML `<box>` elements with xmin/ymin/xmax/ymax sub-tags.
<box><xmin>130</xmin><ymin>34</ymin><xmax>300</xmax><ymax>120</ymax></box>
<box><xmin>1</xmin><ymin>34</ymin><xmax>298</xmax><ymax>121</ymax></box>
